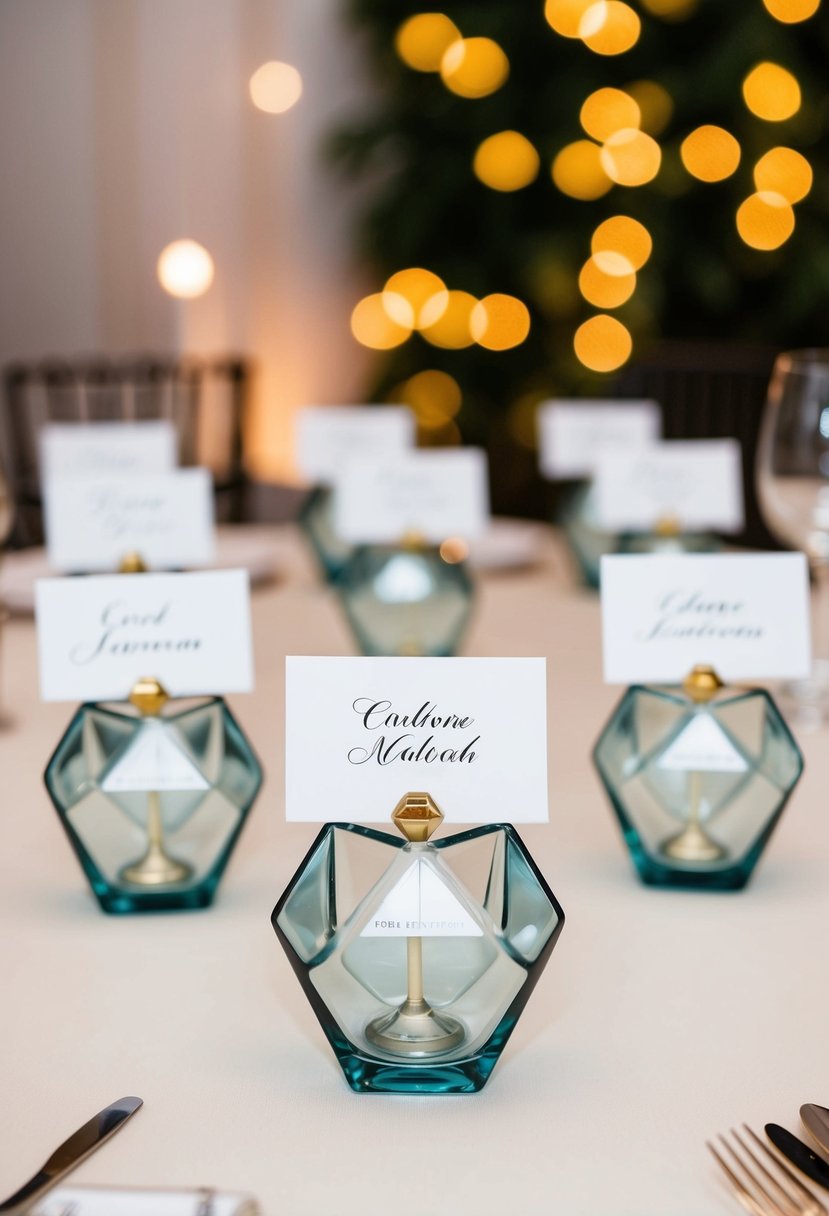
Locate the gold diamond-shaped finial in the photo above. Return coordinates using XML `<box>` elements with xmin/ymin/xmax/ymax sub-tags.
<box><xmin>682</xmin><ymin>664</ymin><xmax>724</xmax><ymax>704</ymax></box>
<box><xmin>391</xmin><ymin>792</ymin><xmax>444</xmax><ymax>842</ymax></box>
<box><xmin>119</xmin><ymin>551</ymin><xmax>148</xmax><ymax>574</ymax></box>
<box><xmin>129</xmin><ymin>677</ymin><xmax>170</xmax><ymax>717</ymax></box>
<box><xmin>654</xmin><ymin>515</ymin><xmax>681</xmax><ymax>538</ymax></box>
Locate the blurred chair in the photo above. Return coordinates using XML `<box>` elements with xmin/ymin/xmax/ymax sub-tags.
<box><xmin>1</xmin><ymin>354</ymin><xmax>251</xmax><ymax>546</ymax></box>
<box><xmin>615</xmin><ymin>340</ymin><xmax>779</xmax><ymax>548</ymax></box>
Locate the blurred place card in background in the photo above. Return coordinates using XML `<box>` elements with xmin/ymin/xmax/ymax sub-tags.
<box><xmin>295</xmin><ymin>405</ymin><xmax>415</xmax><ymax>484</ymax></box>
<box><xmin>34</xmin><ymin>1187</ymin><xmax>260</xmax><ymax>1216</ymax></box>
<box><xmin>285</xmin><ymin>656</ymin><xmax>548</xmax><ymax>823</ymax></box>
<box><xmin>600</xmin><ymin>552</ymin><xmax>811</xmax><ymax>684</ymax></box>
<box><xmin>36</xmin><ymin>569</ymin><xmax>253</xmax><ymax>701</ymax></box>
<box><xmin>44</xmin><ymin>468</ymin><xmax>215</xmax><ymax>572</ymax></box>
<box><xmin>334</xmin><ymin>448</ymin><xmax>490</xmax><ymax>544</ymax></box>
<box><xmin>594</xmin><ymin>438</ymin><xmax>744</xmax><ymax>532</ymax></box>
<box><xmin>40</xmin><ymin>420</ymin><xmax>177</xmax><ymax>481</ymax></box>
<box><xmin>537</xmin><ymin>399</ymin><xmax>660</xmax><ymax>479</ymax></box>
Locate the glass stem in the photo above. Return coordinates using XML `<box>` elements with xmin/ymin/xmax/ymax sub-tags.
<box><xmin>811</xmin><ymin>559</ymin><xmax>829</xmax><ymax>665</ymax></box>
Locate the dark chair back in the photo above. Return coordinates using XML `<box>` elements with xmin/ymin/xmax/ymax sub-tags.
<box><xmin>1</xmin><ymin>354</ymin><xmax>251</xmax><ymax>546</ymax></box>
<box><xmin>615</xmin><ymin>340</ymin><xmax>779</xmax><ymax>548</ymax></box>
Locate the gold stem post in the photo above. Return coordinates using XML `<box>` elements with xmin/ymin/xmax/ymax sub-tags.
<box><xmin>406</xmin><ymin>935</ymin><xmax>424</xmax><ymax>1006</ymax></box>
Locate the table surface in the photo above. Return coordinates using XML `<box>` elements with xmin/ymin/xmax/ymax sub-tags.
<box><xmin>0</xmin><ymin>526</ymin><xmax>825</xmax><ymax>1216</ymax></box>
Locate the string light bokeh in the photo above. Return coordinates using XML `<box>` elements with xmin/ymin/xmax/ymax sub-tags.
<box><xmin>335</xmin><ymin>0</ymin><xmax>828</xmax><ymax>453</ymax></box>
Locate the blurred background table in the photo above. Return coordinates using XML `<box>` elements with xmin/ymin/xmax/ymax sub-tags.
<box><xmin>0</xmin><ymin>525</ymin><xmax>827</xmax><ymax>1216</ymax></box>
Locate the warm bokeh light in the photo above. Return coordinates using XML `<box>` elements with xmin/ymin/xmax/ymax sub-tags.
<box><xmin>383</xmin><ymin>268</ymin><xmax>446</xmax><ymax>328</ymax></box>
<box><xmin>473</xmin><ymin>131</ymin><xmax>540</xmax><ymax>191</ymax></box>
<box><xmin>580</xmin><ymin>1</ymin><xmax>641</xmax><ymax>54</ymax></box>
<box><xmin>579</xmin><ymin>257</ymin><xmax>636</xmax><ymax>307</ymax></box>
<box><xmin>625</xmin><ymin>81</ymin><xmax>674</xmax><ymax>135</ymax></box>
<box><xmin>441</xmin><ymin>37</ymin><xmax>509</xmax><ymax>98</ymax></box>
<box><xmin>544</xmin><ymin>0</ymin><xmax>601</xmax><ymax>38</ymax></box>
<box><xmin>753</xmin><ymin>146</ymin><xmax>813</xmax><ymax>203</ymax></box>
<box><xmin>470</xmin><ymin>294</ymin><xmax>531</xmax><ymax>350</ymax></box>
<box><xmin>439</xmin><ymin>537</ymin><xmax>470</xmax><ymax>564</ymax></box>
<box><xmin>248</xmin><ymin>61</ymin><xmax>303</xmax><ymax>114</ymax></box>
<box><xmin>574</xmin><ymin>314</ymin><xmax>633</xmax><ymax>371</ymax></box>
<box><xmin>762</xmin><ymin>0</ymin><xmax>820</xmax><ymax>21</ymax></box>
<box><xmin>395</xmin><ymin>13</ymin><xmax>462</xmax><ymax>71</ymax></box>
<box><xmin>680</xmin><ymin>125</ymin><xmax>741</xmax><ymax>182</ymax></box>
<box><xmin>156</xmin><ymin>239</ymin><xmax>215</xmax><ymax>299</ymax></box>
<box><xmin>380</xmin><ymin>292</ymin><xmax>415</xmax><ymax>329</ymax></box>
<box><xmin>639</xmin><ymin>0</ymin><xmax>698</xmax><ymax>17</ymax></box>
<box><xmin>736</xmin><ymin>192</ymin><xmax>796</xmax><ymax>250</ymax></box>
<box><xmin>600</xmin><ymin>129</ymin><xmax>662</xmax><ymax>186</ymax></box>
<box><xmin>351</xmin><ymin>293</ymin><xmax>412</xmax><ymax>349</ymax></box>
<box><xmin>591</xmin><ymin>215</ymin><xmax>653</xmax><ymax>273</ymax></box>
<box><xmin>420</xmin><ymin>289</ymin><xmax>478</xmax><ymax>347</ymax></box>
<box><xmin>742</xmin><ymin>63</ymin><xmax>801</xmax><ymax>121</ymax></box>
<box><xmin>397</xmin><ymin>369</ymin><xmax>462</xmax><ymax>429</ymax></box>
<box><xmin>551</xmin><ymin>140</ymin><xmax>612</xmax><ymax>199</ymax></box>
<box><xmin>580</xmin><ymin>88</ymin><xmax>641</xmax><ymax>142</ymax></box>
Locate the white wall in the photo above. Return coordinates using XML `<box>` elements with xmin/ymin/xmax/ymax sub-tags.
<box><xmin>0</xmin><ymin>0</ymin><xmax>372</xmax><ymax>480</ymax></box>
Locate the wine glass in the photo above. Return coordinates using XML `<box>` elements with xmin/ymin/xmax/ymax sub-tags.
<box><xmin>757</xmin><ymin>349</ymin><xmax>829</xmax><ymax>714</ymax></box>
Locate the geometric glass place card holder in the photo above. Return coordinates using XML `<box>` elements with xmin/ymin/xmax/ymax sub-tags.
<box><xmin>557</xmin><ymin>488</ymin><xmax>718</xmax><ymax>589</ymax></box>
<box><xmin>44</xmin><ymin>677</ymin><xmax>263</xmax><ymax>914</ymax></box>
<box><xmin>592</xmin><ymin>665</ymin><xmax>804</xmax><ymax>890</ymax></box>
<box><xmin>616</xmin><ymin>515</ymin><xmax>720</xmax><ymax>557</ymax></box>
<box><xmin>273</xmin><ymin>792</ymin><xmax>565</xmax><ymax>1094</ymax></box>
<box><xmin>336</xmin><ymin>539</ymin><xmax>474</xmax><ymax>656</ymax></box>
<box><xmin>299</xmin><ymin>485</ymin><xmax>355</xmax><ymax>583</ymax></box>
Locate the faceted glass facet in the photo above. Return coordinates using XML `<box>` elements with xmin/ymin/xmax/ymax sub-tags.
<box><xmin>299</xmin><ymin>485</ymin><xmax>354</xmax><ymax>582</ymax></box>
<box><xmin>44</xmin><ymin>697</ymin><xmax>263</xmax><ymax>913</ymax></box>
<box><xmin>337</xmin><ymin>545</ymin><xmax>474</xmax><ymax>656</ymax></box>
<box><xmin>593</xmin><ymin>683</ymin><xmax>803</xmax><ymax>889</ymax></box>
<box><xmin>273</xmin><ymin>821</ymin><xmax>564</xmax><ymax>1093</ymax></box>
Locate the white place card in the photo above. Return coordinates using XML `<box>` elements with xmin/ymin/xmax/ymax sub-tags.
<box><xmin>334</xmin><ymin>448</ymin><xmax>490</xmax><ymax>544</ymax></box>
<box><xmin>594</xmin><ymin>439</ymin><xmax>744</xmax><ymax>532</ymax></box>
<box><xmin>36</xmin><ymin>569</ymin><xmax>254</xmax><ymax>701</ymax></box>
<box><xmin>296</xmin><ymin>405</ymin><xmax>415</xmax><ymax>484</ymax></box>
<box><xmin>600</xmin><ymin>553</ymin><xmax>811</xmax><ymax>684</ymax></box>
<box><xmin>40</xmin><ymin>420</ymin><xmax>177</xmax><ymax>481</ymax></box>
<box><xmin>285</xmin><ymin>656</ymin><xmax>548</xmax><ymax>823</ymax></box>
<box><xmin>537</xmin><ymin>399</ymin><xmax>660</xmax><ymax>479</ymax></box>
<box><xmin>43</xmin><ymin>468</ymin><xmax>215</xmax><ymax>572</ymax></box>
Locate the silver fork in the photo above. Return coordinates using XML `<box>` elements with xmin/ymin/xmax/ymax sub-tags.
<box><xmin>708</xmin><ymin>1124</ymin><xmax>828</xmax><ymax>1216</ymax></box>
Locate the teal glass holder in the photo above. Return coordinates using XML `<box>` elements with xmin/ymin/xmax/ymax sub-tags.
<box><xmin>44</xmin><ymin>678</ymin><xmax>263</xmax><ymax>914</ymax></box>
<box><xmin>273</xmin><ymin>792</ymin><xmax>565</xmax><ymax>1094</ymax></box>
<box><xmin>299</xmin><ymin>485</ymin><xmax>354</xmax><ymax>582</ymax></box>
<box><xmin>336</xmin><ymin>541</ymin><xmax>474</xmax><ymax>656</ymax></box>
<box><xmin>617</xmin><ymin>519</ymin><xmax>720</xmax><ymax>556</ymax></box>
<box><xmin>557</xmin><ymin>482</ymin><xmax>615</xmax><ymax>590</ymax></box>
<box><xmin>592</xmin><ymin>665</ymin><xmax>803</xmax><ymax>890</ymax></box>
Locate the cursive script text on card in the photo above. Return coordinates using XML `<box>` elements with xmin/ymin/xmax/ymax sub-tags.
<box><xmin>69</xmin><ymin>600</ymin><xmax>202</xmax><ymax>665</ymax></box>
<box><xmin>641</xmin><ymin>589</ymin><xmax>763</xmax><ymax>642</ymax></box>
<box><xmin>347</xmin><ymin>696</ymin><xmax>479</xmax><ymax>766</ymax></box>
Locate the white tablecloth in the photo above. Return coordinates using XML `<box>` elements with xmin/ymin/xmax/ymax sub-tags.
<box><xmin>0</xmin><ymin>527</ymin><xmax>825</xmax><ymax>1216</ymax></box>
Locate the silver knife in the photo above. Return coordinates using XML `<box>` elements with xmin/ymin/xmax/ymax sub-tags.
<box><xmin>802</xmin><ymin>1104</ymin><xmax>829</xmax><ymax>1157</ymax></box>
<box><xmin>0</xmin><ymin>1096</ymin><xmax>142</xmax><ymax>1215</ymax></box>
